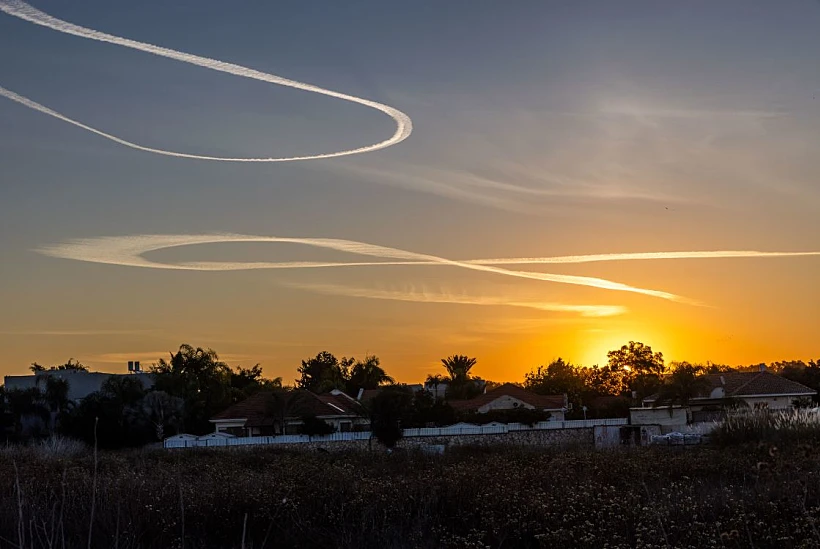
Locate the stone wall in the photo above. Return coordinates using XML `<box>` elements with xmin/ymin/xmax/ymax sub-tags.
<box><xmin>188</xmin><ymin>427</ymin><xmax>594</xmax><ymax>453</ymax></box>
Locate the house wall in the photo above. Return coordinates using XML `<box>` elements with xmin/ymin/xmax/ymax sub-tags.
<box><xmin>741</xmin><ymin>396</ymin><xmax>800</xmax><ymax>410</ymax></box>
<box><xmin>630</xmin><ymin>407</ymin><xmax>688</xmax><ymax>426</ymax></box>
<box><xmin>3</xmin><ymin>371</ymin><xmax>154</xmax><ymax>402</ymax></box>
<box><xmin>196</xmin><ymin>428</ymin><xmax>595</xmax><ymax>452</ymax></box>
<box><xmin>477</xmin><ymin>395</ymin><xmax>533</xmax><ymax>413</ymax></box>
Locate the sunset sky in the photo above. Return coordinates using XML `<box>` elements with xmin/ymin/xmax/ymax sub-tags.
<box><xmin>1</xmin><ymin>0</ymin><xmax>818</xmax><ymax>384</ymax></box>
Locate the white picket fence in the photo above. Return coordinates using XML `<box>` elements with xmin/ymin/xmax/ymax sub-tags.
<box><xmin>164</xmin><ymin>418</ymin><xmax>628</xmax><ymax>449</ymax></box>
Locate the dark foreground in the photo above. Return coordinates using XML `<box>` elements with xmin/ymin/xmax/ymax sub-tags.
<box><xmin>1</xmin><ymin>441</ymin><xmax>819</xmax><ymax>548</ymax></box>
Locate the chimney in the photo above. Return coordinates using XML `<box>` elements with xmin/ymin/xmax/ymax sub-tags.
<box><xmin>759</xmin><ymin>364</ymin><xmax>766</xmax><ymax>373</ymax></box>
<box><xmin>356</xmin><ymin>387</ymin><xmax>365</xmax><ymax>401</ymax></box>
<box><xmin>720</xmin><ymin>375</ymin><xmax>726</xmax><ymax>386</ymax></box>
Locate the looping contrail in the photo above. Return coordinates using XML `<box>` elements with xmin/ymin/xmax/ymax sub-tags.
<box><xmin>34</xmin><ymin>234</ymin><xmax>820</xmax><ymax>312</ymax></box>
<box><xmin>25</xmin><ymin>232</ymin><xmax>738</xmax><ymax>306</ymax></box>
<box><xmin>0</xmin><ymin>0</ymin><xmax>412</xmax><ymax>161</ymax></box>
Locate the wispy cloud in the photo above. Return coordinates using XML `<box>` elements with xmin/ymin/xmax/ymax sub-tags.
<box><xmin>284</xmin><ymin>282</ymin><xmax>626</xmax><ymax>318</ymax></box>
<box><xmin>0</xmin><ymin>329</ymin><xmax>153</xmax><ymax>336</ymax></box>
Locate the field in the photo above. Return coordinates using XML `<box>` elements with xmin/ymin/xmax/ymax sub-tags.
<box><xmin>2</xmin><ymin>441</ymin><xmax>820</xmax><ymax>549</ymax></box>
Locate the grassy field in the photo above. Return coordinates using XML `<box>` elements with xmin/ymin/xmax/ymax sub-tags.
<box><xmin>2</xmin><ymin>440</ymin><xmax>820</xmax><ymax>548</ymax></box>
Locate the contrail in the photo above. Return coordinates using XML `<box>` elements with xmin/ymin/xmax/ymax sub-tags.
<box><xmin>36</xmin><ymin>234</ymin><xmax>820</xmax><ymax>306</ymax></box>
<box><xmin>35</xmin><ymin>233</ymin><xmax>697</xmax><ymax>304</ymax></box>
<box><xmin>0</xmin><ymin>0</ymin><xmax>412</xmax><ymax>161</ymax></box>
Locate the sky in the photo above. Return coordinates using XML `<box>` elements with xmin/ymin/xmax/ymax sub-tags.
<box><xmin>1</xmin><ymin>0</ymin><xmax>819</xmax><ymax>384</ymax></box>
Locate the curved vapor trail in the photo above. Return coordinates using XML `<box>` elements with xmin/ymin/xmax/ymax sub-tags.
<box><xmin>0</xmin><ymin>0</ymin><xmax>412</xmax><ymax>162</ymax></box>
<box><xmin>38</xmin><ymin>233</ymin><xmax>693</xmax><ymax>303</ymax></box>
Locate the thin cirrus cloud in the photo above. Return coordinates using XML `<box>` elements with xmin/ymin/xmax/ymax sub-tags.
<box><xmin>0</xmin><ymin>0</ymin><xmax>412</xmax><ymax>162</ymax></box>
<box><xmin>281</xmin><ymin>282</ymin><xmax>627</xmax><ymax>318</ymax></box>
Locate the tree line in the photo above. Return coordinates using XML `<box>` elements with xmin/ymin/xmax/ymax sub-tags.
<box><xmin>1</xmin><ymin>342</ymin><xmax>817</xmax><ymax>448</ymax></box>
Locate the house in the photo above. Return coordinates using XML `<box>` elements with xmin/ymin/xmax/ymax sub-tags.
<box><xmin>210</xmin><ymin>389</ymin><xmax>369</xmax><ymax>436</ymax></box>
<box><xmin>3</xmin><ymin>369</ymin><xmax>154</xmax><ymax>402</ymax></box>
<box><xmin>641</xmin><ymin>368</ymin><xmax>816</xmax><ymax>420</ymax></box>
<box><xmin>355</xmin><ymin>384</ymin><xmax>424</xmax><ymax>404</ymax></box>
<box><xmin>448</xmin><ymin>383</ymin><xmax>567</xmax><ymax>421</ymax></box>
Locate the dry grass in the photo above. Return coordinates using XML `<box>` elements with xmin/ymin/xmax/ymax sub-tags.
<box><xmin>712</xmin><ymin>408</ymin><xmax>820</xmax><ymax>446</ymax></box>
<box><xmin>1</xmin><ymin>442</ymin><xmax>820</xmax><ymax>548</ymax></box>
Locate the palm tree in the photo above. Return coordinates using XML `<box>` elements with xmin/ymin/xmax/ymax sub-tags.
<box><xmin>425</xmin><ymin>374</ymin><xmax>447</xmax><ymax>400</ymax></box>
<box><xmin>138</xmin><ymin>391</ymin><xmax>184</xmax><ymax>441</ymax></box>
<box><xmin>441</xmin><ymin>355</ymin><xmax>477</xmax><ymax>384</ymax></box>
<box><xmin>652</xmin><ymin>363</ymin><xmax>710</xmax><ymax>420</ymax></box>
<box><xmin>347</xmin><ymin>355</ymin><xmax>394</xmax><ymax>394</ymax></box>
<box><xmin>440</xmin><ymin>355</ymin><xmax>479</xmax><ymax>400</ymax></box>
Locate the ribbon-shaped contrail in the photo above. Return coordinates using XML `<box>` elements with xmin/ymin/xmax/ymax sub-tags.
<box><xmin>0</xmin><ymin>0</ymin><xmax>412</xmax><ymax>161</ymax></box>
<box><xmin>35</xmin><ymin>233</ymin><xmax>820</xmax><ymax>306</ymax></box>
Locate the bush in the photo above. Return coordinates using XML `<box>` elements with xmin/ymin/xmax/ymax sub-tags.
<box><xmin>298</xmin><ymin>415</ymin><xmax>336</xmax><ymax>436</ymax></box>
<box><xmin>711</xmin><ymin>408</ymin><xmax>820</xmax><ymax>446</ymax></box>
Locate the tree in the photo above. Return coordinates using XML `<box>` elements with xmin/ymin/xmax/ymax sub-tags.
<box><xmin>41</xmin><ymin>376</ymin><xmax>72</xmax><ymax>432</ymax></box>
<box><xmin>230</xmin><ymin>364</ymin><xmax>283</xmax><ymax>401</ymax></box>
<box><xmin>406</xmin><ymin>389</ymin><xmax>456</xmax><ymax>427</ymax></box>
<box><xmin>296</xmin><ymin>351</ymin><xmax>353</xmax><ymax>394</ymax></box>
<box><xmin>441</xmin><ymin>355</ymin><xmax>477</xmax><ymax>383</ymax></box>
<box><xmin>151</xmin><ymin>344</ymin><xmax>233</xmax><ymax>435</ymax></box>
<box><xmin>137</xmin><ymin>391</ymin><xmax>184</xmax><ymax>441</ymax></box>
<box><xmin>652</xmin><ymin>362</ymin><xmax>711</xmax><ymax>419</ymax></box>
<box><xmin>101</xmin><ymin>376</ymin><xmax>147</xmax><ymax>406</ymax></box>
<box><xmin>425</xmin><ymin>374</ymin><xmax>447</xmax><ymax>400</ymax></box>
<box><xmin>29</xmin><ymin>358</ymin><xmax>88</xmax><ymax>374</ymax></box>
<box><xmin>606</xmin><ymin>342</ymin><xmax>666</xmax><ymax>399</ymax></box>
<box><xmin>368</xmin><ymin>385</ymin><xmax>414</xmax><ymax>449</ymax></box>
<box><xmin>346</xmin><ymin>355</ymin><xmax>393</xmax><ymax>395</ymax></box>
<box><xmin>265</xmin><ymin>388</ymin><xmax>310</xmax><ymax>435</ymax></box>
<box><xmin>298</xmin><ymin>415</ymin><xmax>336</xmax><ymax>436</ymax></box>
<box><xmin>441</xmin><ymin>355</ymin><xmax>482</xmax><ymax>400</ymax></box>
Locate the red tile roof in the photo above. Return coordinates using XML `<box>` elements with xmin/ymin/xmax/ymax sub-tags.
<box><xmin>703</xmin><ymin>371</ymin><xmax>815</xmax><ymax>398</ymax></box>
<box><xmin>211</xmin><ymin>390</ymin><xmax>366</xmax><ymax>427</ymax></box>
<box><xmin>448</xmin><ymin>383</ymin><xmax>565</xmax><ymax>411</ymax></box>
<box><xmin>644</xmin><ymin>371</ymin><xmax>815</xmax><ymax>403</ymax></box>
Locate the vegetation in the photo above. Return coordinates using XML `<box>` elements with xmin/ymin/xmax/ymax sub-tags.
<box><xmin>711</xmin><ymin>408</ymin><xmax>820</xmax><ymax>446</ymax></box>
<box><xmin>296</xmin><ymin>351</ymin><xmax>393</xmax><ymax>396</ymax></box>
<box><xmin>3</xmin><ymin>442</ymin><xmax>820</xmax><ymax>548</ymax></box>
<box><xmin>3</xmin><ymin>342</ymin><xmax>819</xmax><ymax>449</ymax></box>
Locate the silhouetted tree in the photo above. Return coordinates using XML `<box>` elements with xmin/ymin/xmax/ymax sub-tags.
<box><xmin>606</xmin><ymin>341</ymin><xmax>665</xmax><ymax>399</ymax></box>
<box><xmin>441</xmin><ymin>355</ymin><xmax>482</xmax><ymax>400</ymax></box>
<box><xmin>368</xmin><ymin>385</ymin><xmax>414</xmax><ymax>449</ymax></box>
<box><xmin>151</xmin><ymin>344</ymin><xmax>232</xmax><ymax>435</ymax></box>
<box><xmin>265</xmin><ymin>388</ymin><xmax>310</xmax><ymax>435</ymax></box>
<box><xmin>346</xmin><ymin>355</ymin><xmax>393</xmax><ymax>396</ymax></box>
<box><xmin>296</xmin><ymin>351</ymin><xmax>353</xmax><ymax>394</ymax></box>
<box><xmin>424</xmin><ymin>374</ymin><xmax>447</xmax><ymax>400</ymax></box>
<box><xmin>298</xmin><ymin>414</ymin><xmax>336</xmax><ymax>436</ymax></box>
<box><xmin>137</xmin><ymin>391</ymin><xmax>184</xmax><ymax>441</ymax></box>
<box><xmin>230</xmin><ymin>364</ymin><xmax>283</xmax><ymax>401</ymax></box>
<box><xmin>30</xmin><ymin>358</ymin><xmax>88</xmax><ymax>374</ymax></box>
<box><xmin>653</xmin><ymin>362</ymin><xmax>711</xmax><ymax>418</ymax></box>
<box><xmin>101</xmin><ymin>375</ymin><xmax>147</xmax><ymax>405</ymax></box>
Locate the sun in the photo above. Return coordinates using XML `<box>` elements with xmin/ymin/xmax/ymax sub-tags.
<box><xmin>575</xmin><ymin>330</ymin><xmax>671</xmax><ymax>368</ymax></box>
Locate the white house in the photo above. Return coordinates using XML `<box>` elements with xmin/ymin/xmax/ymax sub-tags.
<box><xmin>448</xmin><ymin>384</ymin><xmax>567</xmax><ymax>421</ymax></box>
<box><xmin>210</xmin><ymin>389</ymin><xmax>369</xmax><ymax>436</ymax></box>
<box><xmin>640</xmin><ymin>368</ymin><xmax>816</xmax><ymax>421</ymax></box>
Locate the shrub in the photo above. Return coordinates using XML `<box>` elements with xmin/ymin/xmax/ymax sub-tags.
<box><xmin>298</xmin><ymin>415</ymin><xmax>336</xmax><ymax>436</ymax></box>
<box><xmin>711</xmin><ymin>408</ymin><xmax>820</xmax><ymax>446</ymax></box>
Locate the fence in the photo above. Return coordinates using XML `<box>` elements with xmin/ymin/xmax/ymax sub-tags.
<box><xmin>164</xmin><ymin>418</ymin><xmax>628</xmax><ymax>449</ymax></box>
